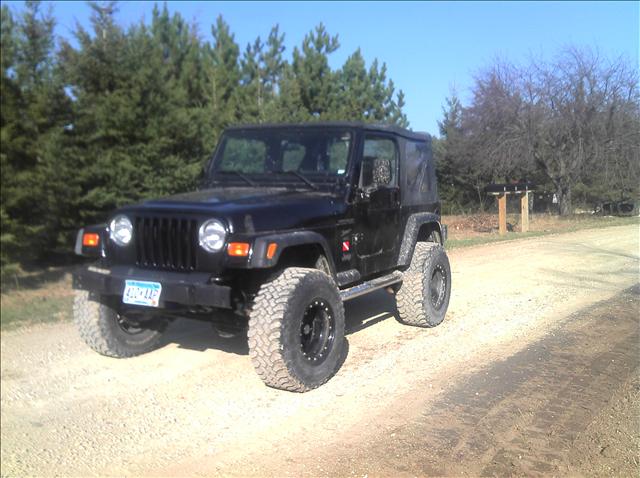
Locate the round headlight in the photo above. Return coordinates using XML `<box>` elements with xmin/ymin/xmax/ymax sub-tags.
<box><xmin>109</xmin><ymin>215</ymin><xmax>133</xmax><ymax>246</ymax></box>
<box><xmin>198</xmin><ymin>219</ymin><xmax>226</xmax><ymax>253</ymax></box>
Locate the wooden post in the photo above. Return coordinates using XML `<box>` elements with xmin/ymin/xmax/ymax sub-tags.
<box><xmin>520</xmin><ymin>191</ymin><xmax>529</xmax><ymax>233</ymax></box>
<box><xmin>498</xmin><ymin>194</ymin><xmax>507</xmax><ymax>235</ymax></box>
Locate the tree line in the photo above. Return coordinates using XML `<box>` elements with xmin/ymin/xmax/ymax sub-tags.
<box><xmin>1</xmin><ymin>1</ymin><xmax>408</xmax><ymax>274</ymax></box>
<box><xmin>1</xmin><ymin>2</ymin><xmax>638</xmax><ymax>276</ymax></box>
<box><xmin>435</xmin><ymin>48</ymin><xmax>639</xmax><ymax>215</ymax></box>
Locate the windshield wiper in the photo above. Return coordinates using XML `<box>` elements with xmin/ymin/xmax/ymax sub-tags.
<box><xmin>282</xmin><ymin>171</ymin><xmax>319</xmax><ymax>190</ymax></box>
<box><xmin>216</xmin><ymin>171</ymin><xmax>256</xmax><ymax>187</ymax></box>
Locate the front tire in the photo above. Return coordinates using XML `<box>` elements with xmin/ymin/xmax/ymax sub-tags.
<box><xmin>248</xmin><ymin>267</ymin><xmax>345</xmax><ymax>392</ymax></box>
<box><xmin>396</xmin><ymin>242</ymin><xmax>451</xmax><ymax>327</ymax></box>
<box><xmin>73</xmin><ymin>290</ymin><xmax>167</xmax><ymax>357</ymax></box>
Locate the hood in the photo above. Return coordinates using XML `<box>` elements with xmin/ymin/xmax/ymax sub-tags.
<box><xmin>125</xmin><ymin>186</ymin><xmax>344</xmax><ymax>233</ymax></box>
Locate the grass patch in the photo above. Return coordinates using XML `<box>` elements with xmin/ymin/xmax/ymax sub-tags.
<box><xmin>1</xmin><ymin>274</ymin><xmax>74</xmax><ymax>331</ymax></box>
<box><xmin>447</xmin><ymin>230</ymin><xmax>548</xmax><ymax>249</ymax></box>
<box><xmin>446</xmin><ymin>215</ymin><xmax>639</xmax><ymax>250</ymax></box>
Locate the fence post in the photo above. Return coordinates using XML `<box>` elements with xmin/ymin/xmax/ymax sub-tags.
<box><xmin>520</xmin><ymin>191</ymin><xmax>530</xmax><ymax>233</ymax></box>
<box><xmin>498</xmin><ymin>194</ymin><xmax>507</xmax><ymax>235</ymax></box>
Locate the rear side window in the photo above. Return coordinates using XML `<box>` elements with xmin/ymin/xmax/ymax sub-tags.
<box><xmin>405</xmin><ymin>140</ymin><xmax>430</xmax><ymax>192</ymax></box>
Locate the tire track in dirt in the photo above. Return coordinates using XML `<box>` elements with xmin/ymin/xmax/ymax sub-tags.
<box><xmin>252</xmin><ymin>285</ymin><xmax>639</xmax><ymax>477</ymax></box>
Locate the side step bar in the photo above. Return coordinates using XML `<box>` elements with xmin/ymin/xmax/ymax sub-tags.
<box><xmin>339</xmin><ymin>271</ymin><xmax>403</xmax><ymax>302</ymax></box>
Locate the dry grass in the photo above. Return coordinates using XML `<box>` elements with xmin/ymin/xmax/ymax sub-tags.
<box><xmin>444</xmin><ymin>213</ymin><xmax>639</xmax><ymax>246</ymax></box>
<box><xmin>1</xmin><ymin>271</ymin><xmax>74</xmax><ymax>330</ymax></box>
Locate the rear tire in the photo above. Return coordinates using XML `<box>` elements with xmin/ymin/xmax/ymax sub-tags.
<box><xmin>73</xmin><ymin>290</ymin><xmax>167</xmax><ymax>357</ymax></box>
<box><xmin>248</xmin><ymin>267</ymin><xmax>345</xmax><ymax>392</ymax></box>
<box><xmin>396</xmin><ymin>242</ymin><xmax>451</xmax><ymax>327</ymax></box>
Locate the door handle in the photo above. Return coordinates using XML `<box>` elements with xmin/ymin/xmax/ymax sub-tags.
<box><xmin>357</xmin><ymin>188</ymin><xmax>371</xmax><ymax>201</ymax></box>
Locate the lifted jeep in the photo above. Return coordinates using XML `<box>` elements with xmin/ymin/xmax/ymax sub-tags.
<box><xmin>73</xmin><ymin>122</ymin><xmax>451</xmax><ymax>392</ymax></box>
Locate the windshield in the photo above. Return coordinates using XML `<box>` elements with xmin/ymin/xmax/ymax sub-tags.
<box><xmin>210</xmin><ymin>129</ymin><xmax>352</xmax><ymax>181</ymax></box>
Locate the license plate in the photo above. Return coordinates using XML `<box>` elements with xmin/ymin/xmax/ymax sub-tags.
<box><xmin>123</xmin><ymin>280</ymin><xmax>162</xmax><ymax>307</ymax></box>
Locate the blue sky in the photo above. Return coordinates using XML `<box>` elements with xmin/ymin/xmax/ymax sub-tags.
<box><xmin>6</xmin><ymin>1</ymin><xmax>639</xmax><ymax>135</ymax></box>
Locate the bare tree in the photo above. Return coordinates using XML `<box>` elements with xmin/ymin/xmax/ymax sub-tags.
<box><xmin>521</xmin><ymin>47</ymin><xmax>640</xmax><ymax>214</ymax></box>
<box><xmin>467</xmin><ymin>61</ymin><xmax>528</xmax><ymax>177</ymax></box>
<box><xmin>450</xmin><ymin>47</ymin><xmax>640</xmax><ymax>215</ymax></box>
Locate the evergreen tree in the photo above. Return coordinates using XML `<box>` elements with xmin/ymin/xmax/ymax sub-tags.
<box><xmin>1</xmin><ymin>3</ymin><xmax>412</xmax><ymax>273</ymax></box>
<box><xmin>270</xmin><ymin>63</ymin><xmax>308</xmax><ymax>122</ymax></box>
<box><xmin>434</xmin><ymin>94</ymin><xmax>476</xmax><ymax>212</ymax></box>
<box><xmin>239</xmin><ymin>25</ymin><xmax>287</xmax><ymax>122</ymax></box>
<box><xmin>207</xmin><ymin>15</ymin><xmax>241</xmax><ymax>133</ymax></box>
<box><xmin>1</xmin><ymin>1</ymin><xmax>72</xmax><ymax>270</ymax></box>
<box><xmin>390</xmin><ymin>89</ymin><xmax>409</xmax><ymax>128</ymax></box>
<box><xmin>292</xmin><ymin>23</ymin><xmax>339</xmax><ymax>118</ymax></box>
<box><xmin>239</xmin><ymin>36</ymin><xmax>264</xmax><ymax>121</ymax></box>
<box><xmin>59</xmin><ymin>2</ymin><xmax>210</xmax><ymax>227</ymax></box>
<box><xmin>334</xmin><ymin>49</ymin><xmax>368</xmax><ymax>119</ymax></box>
<box><xmin>334</xmin><ymin>49</ymin><xmax>408</xmax><ymax>126</ymax></box>
<box><xmin>261</xmin><ymin>26</ymin><xmax>285</xmax><ymax>97</ymax></box>
<box><xmin>0</xmin><ymin>5</ymin><xmax>20</xmax><ymax>271</ymax></box>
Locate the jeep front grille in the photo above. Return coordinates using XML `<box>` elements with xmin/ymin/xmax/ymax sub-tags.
<box><xmin>134</xmin><ymin>217</ymin><xmax>198</xmax><ymax>271</ymax></box>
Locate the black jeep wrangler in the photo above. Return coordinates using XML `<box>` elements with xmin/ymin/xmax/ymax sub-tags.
<box><xmin>73</xmin><ymin>122</ymin><xmax>451</xmax><ymax>392</ymax></box>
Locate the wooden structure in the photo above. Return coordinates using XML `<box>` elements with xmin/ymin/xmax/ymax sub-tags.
<box><xmin>485</xmin><ymin>183</ymin><xmax>535</xmax><ymax>235</ymax></box>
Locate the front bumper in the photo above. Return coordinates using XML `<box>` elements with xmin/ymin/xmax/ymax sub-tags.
<box><xmin>72</xmin><ymin>265</ymin><xmax>232</xmax><ymax>309</ymax></box>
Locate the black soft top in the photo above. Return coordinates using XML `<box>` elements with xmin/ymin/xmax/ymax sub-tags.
<box><xmin>225</xmin><ymin>121</ymin><xmax>430</xmax><ymax>142</ymax></box>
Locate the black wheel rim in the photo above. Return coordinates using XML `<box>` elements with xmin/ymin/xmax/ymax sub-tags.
<box><xmin>300</xmin><ymin>299</ymin><xmax>335</xmax><ymax>365</ymax></box>
<box><xmin>430</xmin><ymin>265</ymin><xmax>447</xmax><ymax>310</ymax></box>
<box><xmin>116</xmin><ymin>314</ymin><xmax>144</xmax><ymax>335</ymax></box>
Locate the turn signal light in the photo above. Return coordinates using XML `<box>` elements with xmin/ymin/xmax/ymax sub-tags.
<box><xmin>227</xmin><ymin>242</ymin><xmax>250</xmax><ymax>257</ymax></box>
<box><xmin>82</xmin><ymin>233</ymin><xmax>100</xmax><ymax>247</ymax></box>
<box><xmin>266</xmin><ymin>243</ymin><xmax>278</xmax><ymax>260</ymax></box>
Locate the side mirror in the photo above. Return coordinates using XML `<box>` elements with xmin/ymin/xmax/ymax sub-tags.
<box><xmin>372</xmin><ymin>158</ymin><xmax>391</xmax><ymax>186</ymax></box>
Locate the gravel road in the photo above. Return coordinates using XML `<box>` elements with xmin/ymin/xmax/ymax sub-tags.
<box><xmin>1</xmin><ymin>224</ymin><xmax>638</xmax><ymax>477</ymax></box>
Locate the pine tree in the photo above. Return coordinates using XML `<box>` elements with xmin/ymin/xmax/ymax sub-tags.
<box><xmin>292</xmin><ymin>23</ymin><xmax>339</xmax><ymax>118</ymax></box>
<box><xmin>262</xmin><ymin>26</ymin><xmax>285</xmax><ymax>97</ymax></box>
<box><xmin>269</xmin><ymin>63</ymin><xmax>307</xmax><ymax>122</ymax></box>
<box><xmin>334</xmin><ymin>48</ymin><xmax>368</xmax><ymax>120</ymax></box>
<box><xmin>59</xmin><ymin>2</ymin><xmax>211</xmax><ymax>228</ymax></box>
<box><xmin>1</xmin><ymin>1</ymin><xmax>72</xmax><ymax>270</ymax></box>
<box><xmin>1</xmin><ymin>4</ymin><xmax>412</xmax><ymax>273</ymax></box>
<box><xmin>390</xmin><ymin>89</ymin><xmax>409</xmax><ymax>128</ymax></box>
<box><xmin>0</xmin><ymin>5</ymin><xmax>20</xmax><ymax>271</ymax></box>
<box><xmin>434</xmin><ymin>95</ymin><xmax>469</xmax><ymax>211</ymax></box>
<box><xmin>239</xmin><ymin>25</ymin><xmax>287</xmax><ymax>123</ymax></box>
<box><xmin>333</xmin><ymin>48</ymin><xmax>409</xmax><ymax>126</ymax></box>
<box><xmin>207</xmin><ymin>15</ymin><xmax>241</xmax><ymax>133</ymax></box>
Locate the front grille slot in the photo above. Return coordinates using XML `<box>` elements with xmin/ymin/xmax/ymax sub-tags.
<box><xmin>135</xmin><ymin>217</ymin><xmax>197</xmax><ymax>271</ymax></box>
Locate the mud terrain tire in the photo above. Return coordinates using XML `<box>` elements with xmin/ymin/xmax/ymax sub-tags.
<box><xmin>396</xmin><ymin>242</ymin><xmax>451</xmax><ymax>327</ymax></box>
<box><xmin>248</xmin><ymin>267</ymin><xmax>345</xmax><ymax>392</ymax></box>
<box><xmin>73</xmin><ymin>290</ymin><xmax>167</xmax><ymax>357</ymax></box>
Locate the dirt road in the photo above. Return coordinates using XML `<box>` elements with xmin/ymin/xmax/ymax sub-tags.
<box><xmin>1</xmin><ymin>225</ymin><xmax>638</xmax><ymax>477</ymax></box>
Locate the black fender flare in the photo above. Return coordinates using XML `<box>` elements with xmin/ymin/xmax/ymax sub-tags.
<box><xmin>397</xmin><ymin>213</ymin><xmax>445</xmax><ymax>268</ymax></box>
<box><xmin>250</xmin><ymin>231</ymin><xmax>337</xmax><ymax>276</ymax></box>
